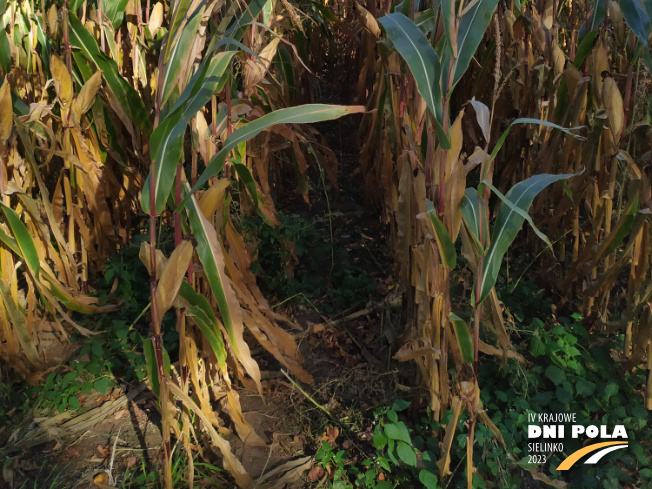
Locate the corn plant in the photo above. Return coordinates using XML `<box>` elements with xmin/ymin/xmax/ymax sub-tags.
<box><xmin>356</xmin><ymin>0</ymin><xmax>652</xmax><ymax>486</ymax></box>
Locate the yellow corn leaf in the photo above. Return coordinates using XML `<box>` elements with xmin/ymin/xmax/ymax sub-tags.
<box><xmin>0</xmin><ymin>280</ymin><xmax>40</xmax><ymax>366</ymax></box>
<box><xmin>224</xmin><ymin>388</ymin><xmax>267</xmax><ymax>446</ymax></box>
<box><xmin>139</xmin><ymin>241</ymin><xmax>167</xmax><ymax>278</ymax></box>
<box><xmin>46</xmin><ymin>4</ymin><xmax>58</xmax><ymax>37</ymax></box>
<box><xmin>74</xmin><ymin>70</ymin><xmax>103</xmax><ymax>119</ymax></box>
<box><xmin>155</xmin><ymin>240</ymin><xmax>193</xmax><ymax>314</ymax></box>
<box><xmin>478</xmin><ymin>410</ymin><xmax>507</xmax><ymax>449</ymax></box>
<box><xmin>437</xmin><ymin>396</ymin><xmax>463</xmax><ymax>477</ymax></box>
<box><xmin>198</xmin><ymin>179</ymin><xmax>230</xmax><ymax>219</ymax></box>
<box><xmin>478</xmin><ymin>340</ymin><xmax>525</xmax><ymax>364</ymax></box>
<box><xmin>552</xmin><ymin>43</ymin><xmax>565</xmax><ymax>76</ymax></box>
<box><xmin>50</xmin><ymin>53</ymin><xmax>73</xmax><ymax>106</ymax></box>
<box><xmin>166</xmin><ymin>380</ymin><xmax>254</xmax><ymax>489</ymax></box>
<box><xmin>148</xmin><ymin>3</ymin><xmax>164</xmax><ymax>37</ymax></box>
<box><xmin>563</xmin><ymin>62</ymin><xmax>582</xmax><ymax>98</ymax></box>
<box><xmin>244</xmin><ymin>37</ymin><xmax>281</xmax><ymax>96</ymax></box>
<box><xmin>602</xmin><ymin>75</ymin><xmax>624</xmax><ymax>143</ymax></box>
<box><xmin>0</xmin><ymin>80</ymin><xmax>12</xmax><ymax>144</ymax></box>
<box><xmin>392</xmin><ymin>337</ymin><xmax>441</xmax><ymax>361</ymax></box>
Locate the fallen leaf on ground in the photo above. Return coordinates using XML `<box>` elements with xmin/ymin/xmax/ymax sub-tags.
<box><xmin>126</xmin><ymin>456</ymin><xmax>138</xmax><ymax>468</ymax></box>
<box><xmin>96</xmin><ymin>445</ymin><xmax>109</xmax><ymax>458</ymax></box>
<box><xmin>308</xmin><ymin>466</ymin><xmax>324</xmax><ymax>482</ymax></box>
<box><xmin>64</xmin><ymin>448</ymin><xmax>79</xmax><ymax>459</ymax></box>
<box><xmin>319</xmin><ymin>426</ymin><xmax>339</xmax><ymax>444</ymax></box>
<box><xmin>93</xmin><ymin>473</ymin><xmax>109</xmax><ymax>485</ymax></box>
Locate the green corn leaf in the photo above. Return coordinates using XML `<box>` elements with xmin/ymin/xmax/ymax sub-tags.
<box><xmin>143</xmin><ymin>338</ymin><xmax>170</xmax><ymax>398</ymax></box>
<box><xmin>68</xmin><ymin>14</ymin><xmax>151</xmax><ymax>132</ymax></box>
<box><xmin>183</xmin><ymin>182</ymin><xmax>263</xmax><ymax>391</ymax></box>
<box><xmin>579</xmin><ymin>0</ymin><xmax>606</xmax><ymax>40</ymax></box>
<box><xmin>183</xmin><ymin>182</ymin><xmax>240</xmax><ymax>353</ymax></box>
<box><xmin>426</xmin><ymin>201</ymin><xmax>456</xmax><ymax>270</ymax></box>
<box><xmin>378</xmin><ymin>13</ymin><xmax>450</xmax><ymax>148</ymax></box>
<box><xmin>41</xmin><ymin>272</ymin><xmax>118</xmax><ymax>314</ymax></box>
<box><xmin>167</xmin><ymin>0</ymin><xmax>193</xmax><ymax>51</ymax></box>
<box><xmin>0</xmin><ymin>204</ymin><xmax>40</xmax><ymax>278</ymax></box>
<box><xmin>0</xmin><ymin>227</ymin><xmax>20</xmax><ymax>256</ymax></box>
<box><xmin>440</xmin><ymin>0</ymin><xmax>455</xmax><ymax>56</ymax></box>
<box><xmin>461</xmin><ymin>187</ymin><xmax>487</xmax><ymax>253</ymax></box>
<box><xmin>220</xmin><ymin>0</ymin><xmax>269</xmax><ymax>40</ymax></box>
<box><xmin>179</xmin><ymin>281</ymin><xmax>227</xmax><ymax>371</ymax></box>
<box><xmin>449</xmin><ymin>313</ymin><xmax>474</xmax><ymax>364</ymax></box>
<box><xmin>618</xmin><ymin>0</ymin><xmax>650</xmax><ymax>44</ymax></box>
<box><xmin>276</xmin><ymin>45</ymin><xmax>295</xmax><ymax>100</ymax></box>
<box><xmin>452</xmin><ymin>0</ymin><xmax>499</xmax><ymax>90</ymax></box>
<box><xmin>232</xmin><ymin>161</ymin><xmax>260</xmax><ymax>206</ymax></box>
<box><xmin>573</xmin><ymin>29</ymin><xmax>599</xmax><ymax>68</ymax></box>
<box><xmin>0</xmin><ymin>28</ymin><xmax>11</xmax><ymax>73</ymax></box>
<box><xmin>142</xmin><ymin>51</ymin><xmax>235</xmax><ymax>214</ymax></box>
<box><xmin>186</xmin><ymin>304</ymin><xmax>228</xmax><ymax>371</ymax></box>
<box><xmin>161</xmin><ymin>2</ymin><xmax>205</xmax><ymax>106</ymax></box>
<box><xmin>179</xmin><ymin>104</ymin><xmax>365</xmax><ymax>209</ymax></box>
<box><xmin>482</xmin><ymin>179</ymin><xmax>555</xmax><ymax>251</ymax></box>
<box><xmin>476</xmin><ymin>173</ymin><xmax>575</xmax><ymax>305</ymax></box>
<box><xmin>102</xmin><ymin>0</ymin><xmax>129</xmax><ymax>29</ymax></box>
<box><xmin>487</xmin><ymin>118</ymin><xmax>584</xmax><ymax>180</ymax></box>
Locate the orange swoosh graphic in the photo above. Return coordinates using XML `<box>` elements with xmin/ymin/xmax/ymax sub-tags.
<box><xmin>557</xmin><ymin>441</ymin><xmax>628</xmax><ymax>470</ymax></box>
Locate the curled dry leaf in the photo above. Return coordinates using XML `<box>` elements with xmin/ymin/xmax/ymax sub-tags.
<box><xmin>155</xmin><ymin>240</ymin><xmax>194</xmax><ymax>315</ymax></box>
<box><xmin>244</xmin><ymin>37</ymin><xmax>281</xmax><ymax>97</ymax></box>
<box><xmin>50</xmin><ymin>53</ymin><xmax>73</xmax><ymax>106</ymax></box>
<box><xmin>75</xmin><ymin>70</ymin><xmax>103</xmax><ymax>117</ymax></box>
<box><xmin>393</xmin><ymin>337</ymin><xmax>441</xmax><ymax>361</ymax></box>
<box><xmin>308</xmin><ymin>466</ymin><xmax>324</xmax><ymax>482</ymax></box>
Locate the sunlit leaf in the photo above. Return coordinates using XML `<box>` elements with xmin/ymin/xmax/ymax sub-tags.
<box><xmin>0</xmin><ymin>204</ymin><xmax>40</xmax><ymax>278</ymax></box>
